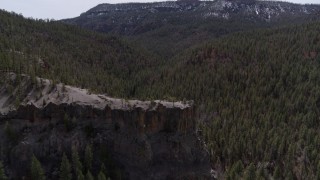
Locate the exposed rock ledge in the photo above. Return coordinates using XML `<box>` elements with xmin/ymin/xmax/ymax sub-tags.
<box><xmin>0</xmin><ymin>73</ymin><xmax>212</xmax><ymax>179</ymax></box>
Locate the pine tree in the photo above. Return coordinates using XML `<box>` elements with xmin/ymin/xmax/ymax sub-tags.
<box><xmin>273</xmin><ymin>165</ymin><xmax>281</xmax><ymax>180</ymax></box>
<box><xmin>228</xmin><ymin>160</ymin><xmax>244</xmax><ymax>179</ymax></box>
<box><xmin>84</xmin><ymin>144</ymin><xmax>93</xmax><ymax>171</ymax></box>
<box><xmin>316</xmin><ymin>161</ymin><xmax>320</xmax><ymax>180</ymax></box>
<box><xmin>100</xmin><ymin>163</ymin><xmax>108</xmax><ymax>177</ymax></box>
<box><xmin>30</xmin><ymin>155</ymin><xmax>46</xmax><ymax>180</ymax></box>
<box><xmin>72</xmin><ymin>146</ymin><xmax>83</xmax><ymax>179</ymax></box>
<box><xmin>232</xmin><ymin>160</ymin><xmax>244</xmax><ymax>175</ymax></box>
<box><xmin>63</xmin><ymin>113</ymin><xmax>73</xmax><ymax>131</ymax></box>
<box><xmin>285</xmin><ymin>170</ymin><xmax>294</xmax><ymax>180</ymax></box>
<box><xmin>255</xmin><ymin>167</ymin><xmax>266</xmax><ymax>180</ymax></box>
<box><xmin>0</xmin><ymin>161</ymin><xmax>7</xmax><ymax>180</ymax></box>
<box><xmin>97</xmin><ymin>171</ymin><xmax>107</xmax><ymax>180</ymax></box>
<box><xmin>243</xmin><ymin>163</ymin><xmax>255</xmax><ymax>180</ymax></box>
<box><xmin>86</xmin><ymin>170</ymin><xmax>94</xmax><ymax>180</ymax></box>
<box><xmin>59</xmin><ymin>153</ymin><xmax>72</xmax><ymax>180</ymax></box>
<box><xmin>76</xmin><ymin>170</ymin><xmax>85</xmax><ymax>180</ymax></box>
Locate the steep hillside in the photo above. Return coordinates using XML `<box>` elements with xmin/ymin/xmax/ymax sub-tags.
<box><xmin>0</xmin><ymin>10</ymin><xmax>157</xmax><ymax>98</ymax></box>
<box><xmin>65</xmin><ymin>7</ymin><xmax>320</xmax><ymax>177</ymax></box>
<box><xmin>63</xmin><ymin>0</ymin><xmax>320</xmax><ymax>58</ymax></box>
<box><xmin>2</xmin><ymin>5</ymin><xmax>320</xmax><ymax>179</ymax></box>
<box><xmin>0</xmin><ymin>11</ymin><xmax>214</xmax><ymax>179</ymax></box>
<box><xmin>136</xmin><ymin>22</ymin><xmax>320</xmax><ymax>178</ymax></box>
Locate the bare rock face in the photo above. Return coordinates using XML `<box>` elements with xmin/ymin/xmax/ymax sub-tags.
<box><xmin>0</xmin><ymin>74</ymin><xmax>212</xmax><ymax>179</ymax></box>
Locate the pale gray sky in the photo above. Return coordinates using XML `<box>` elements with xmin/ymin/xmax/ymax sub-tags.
<box><xmin>0</xmin><ymin>0</ymin><xmax>319</xmax><ymax>20</ymax></box>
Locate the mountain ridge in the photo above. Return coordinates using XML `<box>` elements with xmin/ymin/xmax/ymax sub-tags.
<box><xmin>66</xmin><ymin>0</ymin><xmax>320</xmax><ymax>30</ymax></box>
<box><xmin>63</xmin><ymin>0</ymin><xmax>320</xmax><ymax>58</ymax></box>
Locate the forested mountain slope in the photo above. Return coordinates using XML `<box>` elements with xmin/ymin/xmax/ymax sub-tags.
<box><xmin>2</xmin><ymin>6</ymin><xmax>320</xmax><ymax>179</ymax></box>
<box><xmin>140</xmin><ymin>22</ymin><xmax>320</xmax><ymax>179</ymax></box>
<box><xmin>0</xmin><ymin>10</ymin><xmax>157</xmax><ymax>98</ymax></box>
<box><xmin>63</xmin><ymin>0</ymin><xmax>320</xmax><ymax>58</ymax></box>
<box><xmin>0</xmin><ymin>10</ymin><xmax>213</xmax><ymax>179</ymax></box>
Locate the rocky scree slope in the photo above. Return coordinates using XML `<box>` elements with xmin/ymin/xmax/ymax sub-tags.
<box><xmin>0</xmin><ymin>73</ymin><xmax>212</xmax><ymax>179</ymax></box>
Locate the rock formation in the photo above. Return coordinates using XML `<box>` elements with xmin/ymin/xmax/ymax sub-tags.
<box><xmin>0</xmin><ymin>73</ymin><xmax>212</xmax><ymax>179</ymax></box>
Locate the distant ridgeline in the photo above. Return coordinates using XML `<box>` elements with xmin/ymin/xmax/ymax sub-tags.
<box><xmin>62</xmin><ymin>0</ymin><xmax>320</xmax><ymax>58</ymax></box>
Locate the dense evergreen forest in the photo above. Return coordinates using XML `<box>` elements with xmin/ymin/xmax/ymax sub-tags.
<box><xmin>1</xmin><ymin>8</ymin><xmax>320</xmax><ymax>179</ymax></box>
<box><xmin>0</xmin><ymin>10</ymin><xmax>158</xmax><ymax>98</ymax></box>
<box><xmin>151</xmin><ymin>24</ymin><xmax>320</xmax><ymax>179</ymax></box>
<box><xmin>64</xmin><ymin>0</ymin><xmax>320</xmax><ymax>59</ymax></box>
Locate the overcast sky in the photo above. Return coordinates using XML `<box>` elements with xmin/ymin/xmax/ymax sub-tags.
<box><xmin>0</xmin><ymin>0</ymin><xmax>319</xmax><ymax>20</ymax></box>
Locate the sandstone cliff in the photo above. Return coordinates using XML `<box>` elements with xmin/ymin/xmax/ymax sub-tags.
<box><xmin>0</xmin><ymin>73</ymin><xmax>212</xmax><ymax>179</ymax></box>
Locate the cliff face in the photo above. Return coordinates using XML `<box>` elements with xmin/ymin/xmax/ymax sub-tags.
<box><xmin>0</xmin><ymin>74</ymin><xmax>212</xmax><ymax>179</ymax></box>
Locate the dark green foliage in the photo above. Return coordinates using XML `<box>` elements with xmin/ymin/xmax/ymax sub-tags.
<box><xmin>4</xmin><ymin>121</ymin><xmax>16</xmax><ymax>142</ymax></box>
<box><xmin>243</xmin><ymin>163</ymin><xmax>255</xmax><ymax>180</ymax></box>
<box><xmin>2</xmin><ymin>7</ymin><xmax>320</xmax><ymax>179</ymax></box>
<box><xmin>97</xmin><ymin>171</ymin><xmax>107</xmax><ymax>180</ymax></box>
<box><xmin>273</xmin><ymin>165</ymin><xmax>281</xmax><ymax>180</ymax></box>
<box><xmin>255</xmin><ymin>168</ymin><xmax>266</xmax><ymax>180</ymax></box>
<box><xmin>84</xmin><ymin>144</ymin><xmax>93</xmax><ymax>171</ymax></box>
<box><xmin>0</xmin><ymin>10</ymin><xmax>156</xmax><ymax>98</ymax></box>
<box><xmin>86</xmin><ymin>171</ymin><xmax>94</xmax><ymax>180</ymax></box>
<box><xmin>227</xmin><ymin>160</ymin><xmax>243</xmax><ymax>179</ymax></box>
<box><xmin>76</xmin><ymin>171</ymin><xmax>85</xmax><ymax>180</ymax></box>
<box><xmin>100</xmin><ymin>163</ymin><xmax>107</xmax><ymax>177</ymax></box>
<box><xmin>98</xmin><ymin>146</ymin><xmax>124</xmax><ymax>179</ymax></box>
<box><xmin>139</xmin><ymin>22</ymin><xmax>320</xmax><ymax>178</ymax></box>
<box><xmin>30</xmin><ymin>155</ymin><xmax>46</xmax><ymax>180</ymax></box>
<box><xmin>71</xmin><ymin>146</ymin><xmax>83</xmax><ymax>179</ymax></box>
<box><xmin>63</xmin><ymin>114</ymin><xmax>74</xmax><ymax>132</ymax></box>
<box><xmin>64</xmin><ymin>1</ymin><xmax>320</xmax><ymax>59</ymax></box>
<box><xmin>0</xmin><ymin>162</ymin><xmax>7</xmax><ymax>180</ymax></box>
<box><xmin>59</xmin><ymin>153</ymin><xmax>72</xmax><ymax>180</ymax></box>
<box><xmin>317</xmin><ymin>161</ymin><xmax>320</xmax><ymax>180</ymax></box>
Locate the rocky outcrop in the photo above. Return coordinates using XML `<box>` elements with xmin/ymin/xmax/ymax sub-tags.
<box><xmin>0</xmin><ymin>74</ymin><xmax>212</xmax><ymax>179</ymax></box>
